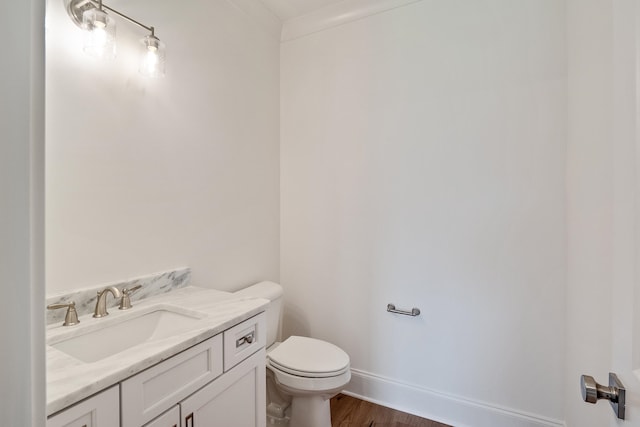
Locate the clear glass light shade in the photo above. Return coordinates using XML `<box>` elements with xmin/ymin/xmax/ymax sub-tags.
<box><xmin>139</xmin><ymin>35</ymin><xmax>166</xmax><ymax>78</ymax></box>
<box><xmin>82</xmin><ymin>9</ymin><xmax>116</xmax><ymax>60</ymax></box>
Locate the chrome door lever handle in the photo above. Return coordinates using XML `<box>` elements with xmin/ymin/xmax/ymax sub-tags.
<box><xmin>580</xmin><ymin>373</ymin><xmax>625</xmax><ymax>419</ymax></box>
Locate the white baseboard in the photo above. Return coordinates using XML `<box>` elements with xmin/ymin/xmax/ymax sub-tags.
<box><xmin>344</xmin><ymin>369</ymin><xmax>565</xmax><ymax>427</ymax></box>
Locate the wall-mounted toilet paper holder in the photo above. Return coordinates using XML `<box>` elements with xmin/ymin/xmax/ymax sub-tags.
<box><xmin>387</xmin><ymin>303</ymin><xmax>420</xmax><ymax>317</ymax></box>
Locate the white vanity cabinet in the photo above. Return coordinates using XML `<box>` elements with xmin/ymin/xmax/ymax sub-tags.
<box><xmin>48</xmin><ymin>312</ymin><xmax>266</xmax><ymax>427</ymax></box>
<box><xmin>138</xmin><ymin>312</ymin><xmax>266</xmax><ymax>427</ymax></box>
<box><xmin>47</xmin><ymin>386</ymin><xmax>119</xmax><ymax>427</ymax></box>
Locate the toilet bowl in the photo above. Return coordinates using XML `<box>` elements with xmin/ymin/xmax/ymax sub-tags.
<box><xmin>234</xmin><ymin>282</ymin><xmax>350</xmax><ymax>427</ymax></box>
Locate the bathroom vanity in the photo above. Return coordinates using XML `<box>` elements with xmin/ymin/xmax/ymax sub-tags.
<box><xmin>46</xmin><ymin>286</ymin><xmax>268</xmax><ymax>427</ymax></box>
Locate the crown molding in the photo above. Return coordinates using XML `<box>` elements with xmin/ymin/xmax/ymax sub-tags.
<box><xmin>226</xmin><ymin>0</ymin><xmax>282</xmax><ymax>40</ymax></box>
<box><xmin>281</xmin><ymin>0</ymin><xmax>422</xmax><ymax>42</ymax></box>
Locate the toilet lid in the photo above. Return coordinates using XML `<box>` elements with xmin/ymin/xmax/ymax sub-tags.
<box><xmin>267</xmin><ymin>336</ymin><xmax>350</xmax><ymax>378</ymax></box>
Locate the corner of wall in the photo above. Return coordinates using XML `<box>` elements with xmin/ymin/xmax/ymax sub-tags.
<box><xmin>281</xmin><ymin>0</ymin><xmax>422</xmax><ymax>42</ymax></box>
<box><xmin>225</xmin><ymin>0</ymin><xmax>282</xmax><ymax>40</ymax></box>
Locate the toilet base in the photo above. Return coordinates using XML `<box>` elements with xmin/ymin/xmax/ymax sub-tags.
<box><xmin>289</xmin><ymin>395</ymin><xmax>331</xmax><ymax>427</ymax></box>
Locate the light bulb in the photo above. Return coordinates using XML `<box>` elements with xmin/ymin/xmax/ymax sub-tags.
<box><xmin>139</xmin><ymin>35</ymin><xmax>165</xmax><ymax>78</ymax></box>
<box><xmin>82</xmin><ymin>8</ymin><xmax>116</xmax><ymax>60</ymax></box>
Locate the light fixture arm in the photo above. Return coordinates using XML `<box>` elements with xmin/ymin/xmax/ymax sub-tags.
<box><xmin>65</xmin><ymin>0</ymin><xmax>156</xmax><ymax>36</ymax></box>
<box><xmin>99</xmin><ymin>2</ymin><xmax>155</xmax><ymax>36</ymax></box>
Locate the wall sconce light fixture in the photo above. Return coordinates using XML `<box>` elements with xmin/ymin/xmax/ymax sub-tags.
<box><xmin>64</xmin><ymin>0</ymin><xmax>166</xmax><ymax>77</ymax></box>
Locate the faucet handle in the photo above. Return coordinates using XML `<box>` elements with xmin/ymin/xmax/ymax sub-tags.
<box><xmin>47</xmin><ymin>301</ymin><xmax>80</xmax><ymax>326</ymax></box>
<box><xmin>119</xmin><ymin>284</ymin><xmax>142</xmax><ymax>310</ymax></box>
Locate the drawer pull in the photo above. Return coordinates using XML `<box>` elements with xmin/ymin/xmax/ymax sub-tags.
<box><xmin>185</xmin><ymin>413</ymin><xmax>194</xmax><ymax>427</ymax></box>
<box><xmin>236</xmin><ymin>331</ymin><xmax>255</xmax><ymax>348</ymax></box>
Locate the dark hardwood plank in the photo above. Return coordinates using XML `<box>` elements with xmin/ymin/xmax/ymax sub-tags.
<box><xmin>330</xmin><ymin>394</ymin><xmax>452</xmax><ymax>427</ymax></box>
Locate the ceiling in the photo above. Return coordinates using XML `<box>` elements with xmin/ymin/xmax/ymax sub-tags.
<box><xmin>258</xmin><ymin>0</ymin><xmax>346</xmax><ymax>21</ymax></box>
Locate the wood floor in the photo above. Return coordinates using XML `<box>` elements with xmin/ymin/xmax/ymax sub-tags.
<box><xmin>330</xmin><ymin>394</ymin><xmax>452</xmax><ymax>427</ymax></box>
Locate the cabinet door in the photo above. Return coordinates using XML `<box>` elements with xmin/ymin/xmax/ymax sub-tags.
<box><xmin>180</xmin><ymin>348</ymin><xmax>265</xmax><ymax>427</ymax></box>
<box><xmin>144</xmin><ymin>406</ymin><xmax>180</xmax><ymax>427</ymax></box>
<box><xmin>47</xmin><ymin>386</ymin><xmax>119</xmax><ymax>427</ymax></box>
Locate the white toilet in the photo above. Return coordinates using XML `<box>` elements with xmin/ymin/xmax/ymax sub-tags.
<box><xmin>234</xmin><ymin>281</ymin><xmax>351</xmax><ymax>427</ymax></box>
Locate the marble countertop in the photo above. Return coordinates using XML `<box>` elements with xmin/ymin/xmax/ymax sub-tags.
<box><xmin>46</xmin><ymin>286</ymin><xmax>269</xmax><ymax>416</ymax></box>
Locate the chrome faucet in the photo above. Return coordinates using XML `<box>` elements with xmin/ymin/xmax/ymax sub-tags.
<box><xmin>93</xmin><ymin>286</ymin><xmax>122</xmax><ymax>318</ymax></box>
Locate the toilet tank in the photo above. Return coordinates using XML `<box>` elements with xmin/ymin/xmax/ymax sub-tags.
<box><xmin>233</xmin><ymin>281</ymin><xmax>283</xmax><ymax>347</ymax></box>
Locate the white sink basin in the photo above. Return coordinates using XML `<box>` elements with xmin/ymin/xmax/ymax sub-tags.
<box><xmin>50</xmin><ymin>307</ymin><xmax>204</xmax><ymax>363</ymax></box>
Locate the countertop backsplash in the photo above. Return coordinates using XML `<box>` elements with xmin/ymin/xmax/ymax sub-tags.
<box><xmin>46</xmin><ymin>268</ymin><xmax>191</xmax><ymax>326</ymax></box>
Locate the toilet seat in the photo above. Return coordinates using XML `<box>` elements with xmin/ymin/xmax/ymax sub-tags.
<box><xmin>269</xmin><ymin>359</ymin><xmax>349</xmax><ymax>378</ymax></box>
<box><xmin>267</xmin><ymin>336</ymin><xmax>350</xmax><ymax>378</ymax></box>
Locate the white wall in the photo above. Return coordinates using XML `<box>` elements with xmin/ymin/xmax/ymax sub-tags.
<box><xmin>45</xmin><ymin>0</ymin><xmax>281</xmax><ymax>293</ymax></box>
<box><xmin>280</xmin><ymin>1</ymin><xmax>566</xmax><ymax>425</ymax></box>
<box><xmin>0</xmin><ymin>0</ymin><xmax>45</xmax><ymax>424</ymax></box>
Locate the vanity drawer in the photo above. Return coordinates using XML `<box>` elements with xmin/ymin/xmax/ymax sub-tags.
<box><xmin>223</xmin><ymin>312</ymin><xmax>266</xmax><ymax>371</ymax></box>
<box><xmin>121</xmin><ymin>334</ymin><xmax>223</xmax><ymax>427</ymax></box>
